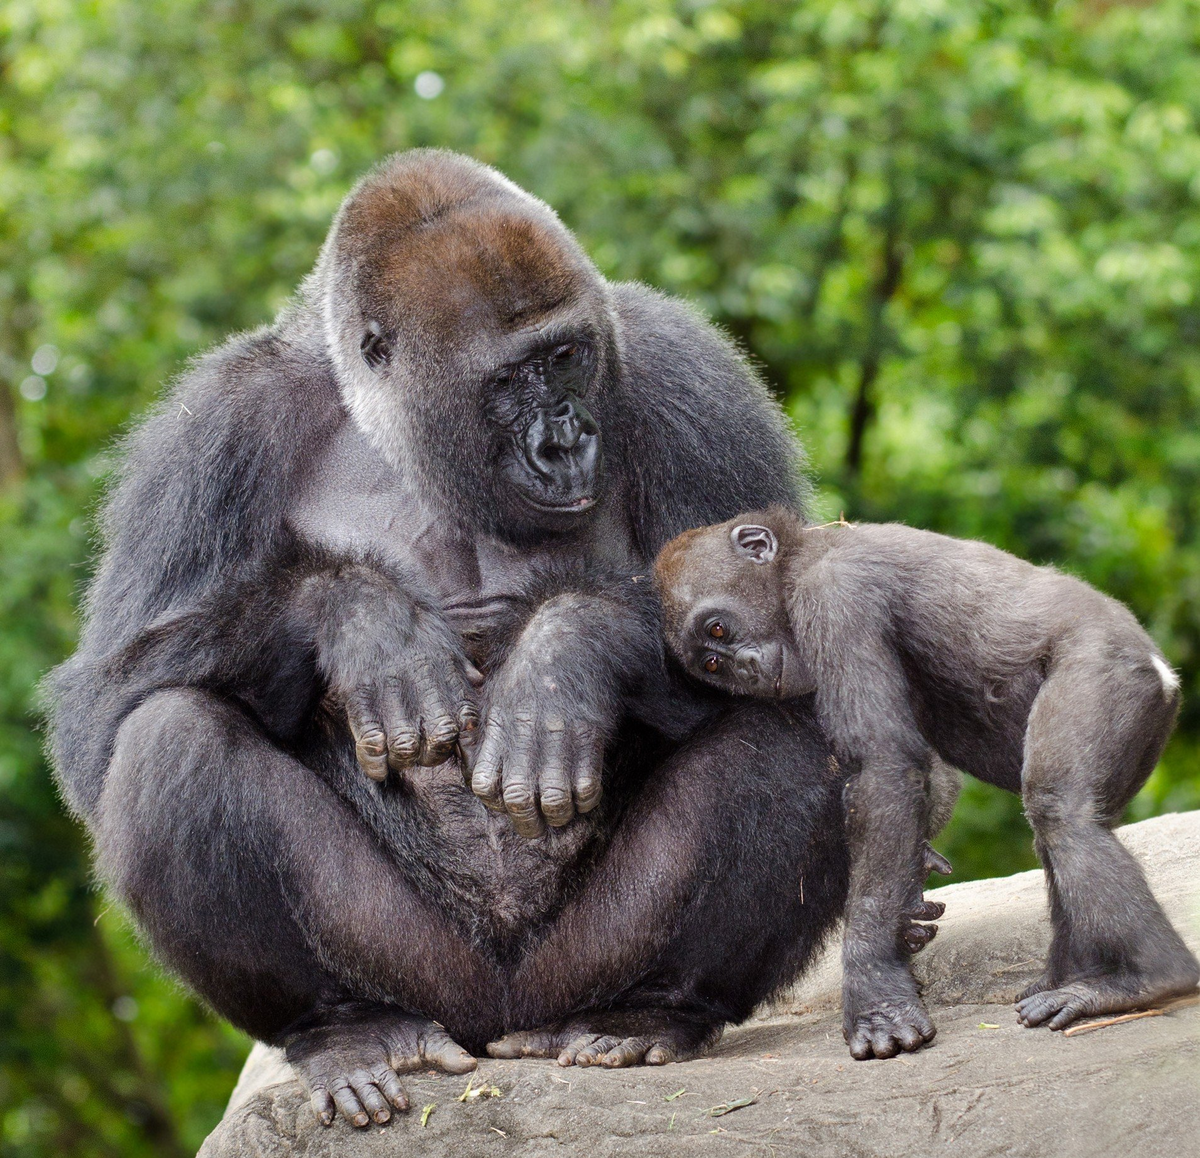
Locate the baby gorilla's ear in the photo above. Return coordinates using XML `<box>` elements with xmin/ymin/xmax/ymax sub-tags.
<box><xmin>730</xmin><ymin>523</ymin><xmax>778</xmax><ymax>564</ymax></box>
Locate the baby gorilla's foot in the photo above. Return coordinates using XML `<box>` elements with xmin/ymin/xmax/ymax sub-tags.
<box><xmin>285</xmin><ymin>1003</ymin><xmax>476</xmax><ymax>1127</ymax></box>
<box><xmin>487</xmin><ymin>1010</ymin><xmax>720</xmax><ymax>1069</ymax></box>
<box><xmin>1016</xmin><ymin>964</ymin><xmax>1200</xmax><ymax>1031</ymax></box>
<box><xmin>843</xmin><ymin>964</ymin><xmax>937</xmax><ymax>1060</ymax></box>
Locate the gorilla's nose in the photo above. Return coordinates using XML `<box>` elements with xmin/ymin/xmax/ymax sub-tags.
<box><xmin>734</xmin><ymin>650</ymin><xmax>765</xmax><ymax>685</ymax></box>
<box><xmin>525</xmin><ymin>398</ymin><xmax>600</xmax><ymax>487</ymax></box>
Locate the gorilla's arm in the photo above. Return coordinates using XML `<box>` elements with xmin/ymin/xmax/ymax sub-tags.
<box><xmin>49</xmin><ymin>324</ymin><xmax>341</xmax><ymax>818</ymax></box>
<box><xmin>466</xmin><ymin>286</ymin><xmax>808</xmax><ymax>832</ymax></box>
<box><xmin>610</xmin><ymin>283</ymin><xmax>808</xmax><ymax>553</ymax></box>
<box><xmin>49</xmin><ymin>318</ymin><xmax>476</xmax><ymax>816</ymax></box>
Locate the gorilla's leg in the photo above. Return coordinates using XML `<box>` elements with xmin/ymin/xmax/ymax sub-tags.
<box><xmin>1016</xmin><ymin>659</ymin><xmax>1198</xmax><ymax>1030</ymax></box>
<box><xmin>488</xmin><ymin>701</ymin><xmax>850</xmax><ymax>1067</ymax></box>
<box><xmin>97</xmin><ymin>689</ymin><xmax>495</xmax><ymax>1126</ymax></box>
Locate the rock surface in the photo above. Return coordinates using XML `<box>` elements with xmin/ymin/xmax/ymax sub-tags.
<box><xmin>199</xmin><ymin>811</ymin><xmax>1200</xmax><ymax>1157</ymax></box>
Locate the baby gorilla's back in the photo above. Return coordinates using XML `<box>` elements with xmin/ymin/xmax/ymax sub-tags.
<box><xmin>822</xmin><ymin>523</ymin><xmax>1167</xmax><ymax>795</ymax></box>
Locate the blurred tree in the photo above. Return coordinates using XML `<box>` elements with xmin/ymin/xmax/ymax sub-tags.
<box><xmin>3</xmin><ymin>1</ymin><xmax>1199</xmax><ymax>1153</ymax></box>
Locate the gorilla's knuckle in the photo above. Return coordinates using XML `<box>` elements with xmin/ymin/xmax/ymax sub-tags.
<box><xmin>539</xmin><ymin>786</ymin><xmax>572</xmax><ymax>813</ymax></box>
<box><xmin>503</xmin><ymin>782</ymin><xmax>536</xmax><ymax>812</ymax></box>
<box><xmin>357</xmin><ymin>729</ymin><xmax>388</xmax><ymax>758</ymax></box>
<box><xmin>574</xmin><ymin>775</ymin><xmax>601</xmax><ymax>803</ymax></box>
<box><xmin>426</xmin><ymin>715</ymin><xmax>458</xmax><ymax>744</ymax></box>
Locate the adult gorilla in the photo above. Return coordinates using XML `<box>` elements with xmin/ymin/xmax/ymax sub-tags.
<box><xmin>50</xmin><ymin>151</ymin><xmax>848</xmax><ymax>1128</ymax></box>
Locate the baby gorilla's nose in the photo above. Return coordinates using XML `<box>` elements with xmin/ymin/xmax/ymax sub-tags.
<box><xmin>733</xmin><ymin>648</ymin><xmax>765</xmax><ymax>686</ymax></box>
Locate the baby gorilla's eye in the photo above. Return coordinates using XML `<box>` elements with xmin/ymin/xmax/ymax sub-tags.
<box><xmin>708</xmin><ymin>621</ymin><xmax>726</xmax><ymax>640</ymax></box>
<box><xmin>704</xmin><ymin>654</ymin><xmax>721</xmax><ymax>674</ymax></box>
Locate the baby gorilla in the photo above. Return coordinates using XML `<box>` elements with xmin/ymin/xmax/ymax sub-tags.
<box><xmin>655</xmin><ymin>508</ymin><xmax>1198</xmax><ymax>1061</ymax></box>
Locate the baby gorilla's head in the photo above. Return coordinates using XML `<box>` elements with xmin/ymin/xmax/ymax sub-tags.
<box><xmin>654</xmin><ymin>506</ymin><xmax>811</xmax><ymax>699</ymax></box>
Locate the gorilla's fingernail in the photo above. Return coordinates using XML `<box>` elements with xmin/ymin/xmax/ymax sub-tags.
<box><xmin>353</xmin><ymin>1112</ymin><xmax>369</xmax><ymax>1127</ymax></box>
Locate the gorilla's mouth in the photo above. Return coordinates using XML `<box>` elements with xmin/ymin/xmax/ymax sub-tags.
<box><xmin>522</xmin><ymin>493</ymin><xmax>597</xmax><ymax>514</ymax></box>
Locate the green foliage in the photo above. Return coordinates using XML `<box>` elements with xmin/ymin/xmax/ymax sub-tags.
<box><xmin>2</xmin><ymin>1</ymin><xmax>1198</xmax><ymax>1153</ymax></box>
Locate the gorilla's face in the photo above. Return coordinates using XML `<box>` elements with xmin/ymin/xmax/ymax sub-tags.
<box><xmin>483</xmin><ymin>334</ymin><xmax>603</xmax><ymax>525</ymax></box>
<box><xmin>322</xmin><ymin>151</ymin><xmax>617</xmax><ymax>537</ymax></box>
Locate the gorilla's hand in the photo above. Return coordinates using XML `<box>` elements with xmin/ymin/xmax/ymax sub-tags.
<box><xmin>308</xmin><ymin>566</ymin><xmax>479</xmax><ymax>780</ymax></box>
<box><xmin>469</xmin><ymin>595</ymin><xmax>623</xmax><ymax>837</ymax></box>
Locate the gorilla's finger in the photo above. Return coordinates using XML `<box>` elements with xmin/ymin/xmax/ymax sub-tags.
<box><xmin>537</xmin><ymin>722</ymin><xmax>575</xmax><ymax>827</ymax></box>
<box><xmin>380</xmin><ymin>680</ymin><xmax>421</xmax><ymax>771</ymax></box>
<box><xmin>924</xmin><ymin>844</ymin><xmax>953</xmax><ymax>876</ymax></box>
<box><xmin>470</xmin><ymin>715</ymin><xmax>506</xmax><ymax>810</ymax></box>
<box><xmin>374</xmin><ymin>1068</ymin><xmax>409</xmax><ymax>1111</ymax></box>
<box><xmin>310</xmin><ymin>1087</ymin><xmax>335</xmax><ymax>1127</ymax></box>
<box><xmin>462</xmin><ymin>658</ymin><xmax>486</xmax><ymax>689</ymax></box>
<box><xmin>352</xmin><ymin>1074</ymin><xmax>391</xmax><ymax>1124</ymax></box>
<box><xmin>419</xmin><ymin>705</ymin><xmax>459</xmax><ymax>767</ymax></box>
<box><xmin>502</xmin><ymin>713</ymin><xmax>544</xmax><ymax>838</ymax></box>
<box><xmin>573</xmin><ymin>1035</ymin><xmax>621</xmax><ymax>1067</ymax></box>
<box><xmin>410</xmin><ymin>663</ymin><xmax>457</xmax><ymax>767</ymax></box>
<box><xmin>907</xmin><ymin>900</ymin><xmax>945</xmax><ymax>921</ymax></box>
<box><xmin>456</xmin><ymin>700</ymin><xmax>481</xmax><ymax>778</ymax></box>
<box><xmin>645</xmin><ymin>1042</ymin><xmax>677</xmax><ymax>1065</ymax></box>
<box><xmin>421</xmin><ymin>1030</ymin><xmax>477</xmax><ymax>1074</ymax></box>
<box><xmin>347</xmin><ymin>690</ymin><xmax>389</xmax><ymax>782</ymax></box>
<box><xmin>330</xmin><ymin>1080</ymin><xmax>369</xmax><ymax>1127</ymax></box>
<box><xmin>570</xmin><ymin>722</ymin><xmax>603</xmax><ymax>814</ymax></box>
<box><xmin>556</xmin><ymin>1033</ymin><xmax>604</xmax><ymax>1066</ymax></box>
<box><xmin>600</xmin><ymin>1038</ymin><xmax>652</xmax><ymax>1067</ymax></box>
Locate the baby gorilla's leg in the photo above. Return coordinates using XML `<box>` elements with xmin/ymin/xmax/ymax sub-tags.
<box><xmin>1017</xmin><ymin>657</ymin><xmax>1198</xmax><ymax>1030</ymax></box>
<box><xmin>841</xmin><ymin>758</ymin><xmax>939</xmax><ymax>1059</ymax></box>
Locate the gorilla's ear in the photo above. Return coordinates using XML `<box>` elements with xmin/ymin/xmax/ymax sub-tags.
<box><xmin>360</xmin><ymin>320</ymin><xmax>392</xmax><ymax>370</ymax></box>
<box><xmin>730</xmin><ymin>523</ymin><xmax>778</xmax><ymax>565</ymax></box>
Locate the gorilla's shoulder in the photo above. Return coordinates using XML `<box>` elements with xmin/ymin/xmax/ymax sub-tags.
<box><xmin>609</xmin><ymin>282</ymin><xmax>807</xmax><ymax>549</ymax></box>
<box><xmin>89</xmin><ymin>321</ymin><xmax>342</xmax><ymax>635</ymax></box>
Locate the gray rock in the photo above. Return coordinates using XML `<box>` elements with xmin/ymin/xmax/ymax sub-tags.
<box><xmin>199</xmin><ymin>811</ymin><xmax>1200</xmax><ymax>1157</ymax></box>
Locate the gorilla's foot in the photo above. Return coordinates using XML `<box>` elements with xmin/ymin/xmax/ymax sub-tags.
<box><xmin>843</xmin><ymin>963</ymin><xmax>937</xmax><ymax>1060</ymax></box>
<box><xmin>1016</xmin><ymin>962</ymin><xmax>1200</xmax><ymax>1031</ymax></box>
<box><xmin>487</xmin><ymin>1010</ymin><xmax>721</xmax><ymax>1069</ymax></box>
<box><xmin>285</xmin><ymin>1002</ymin><xmax>475</xmax><ymax>1128</ymax></box>
<box><xmin>1016</xmin><ymin>969</ymin><xmax>1058</xmax><ymax>1004</ymax></box>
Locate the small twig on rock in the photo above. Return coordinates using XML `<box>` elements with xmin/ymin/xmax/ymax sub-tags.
<box><xmin>1062</xmin><ymin>994</ymin><xmax>1200</xmax><ymax>1037</ymax></box>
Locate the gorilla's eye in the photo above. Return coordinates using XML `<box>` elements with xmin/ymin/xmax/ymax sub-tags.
<box><xmin>554</xmin><ymin>343</ymin><xmax>578</xmax><ymax>361</ymax></box>
<box><xmin>708</xmin><ymin>621</ymin><xmax>726</xmax><ymax>640</ymax></box>
<box><xmin>704</xmin><ymin>654</ymin><xmax>721</xmax><ymax>674</ymax></box>
<box><xmin>491</xmin><ymin>365</ymin><xmax>519</xmax><ymax>390</ymax></box>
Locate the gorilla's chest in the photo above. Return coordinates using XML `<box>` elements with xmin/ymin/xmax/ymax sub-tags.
<box><xmin>288</xmin><ymin>421</ymin><xmax>636</xmax><ymax>647</ymax></box>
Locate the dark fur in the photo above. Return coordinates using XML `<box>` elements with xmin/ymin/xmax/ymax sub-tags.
<box><xmin>47</xmin><ymin>151</ymin><xmax>848</xmax><ymax>1127</ymax></box>
<box><xmin>656</xmin><ymin>508</ymin><xmax>1200</xmax><ymax>1059</ymax></box>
